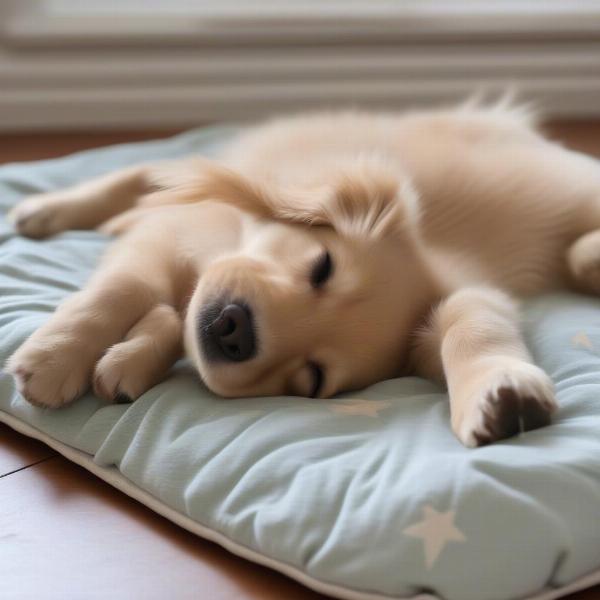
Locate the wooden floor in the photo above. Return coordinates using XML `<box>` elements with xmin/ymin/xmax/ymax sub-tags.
<box><xmin>1</xmin><ymin>124</ymin><xmax>600</xmax><ymax>600</ymax></box>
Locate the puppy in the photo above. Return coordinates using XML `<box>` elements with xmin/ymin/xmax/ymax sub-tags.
<box><xmin>7</xmin><ymin>103</ymin><xmax>600</xmax><ymax>447</ymax></box>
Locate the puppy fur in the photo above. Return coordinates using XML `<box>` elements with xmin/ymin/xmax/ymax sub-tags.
<box><xmin>8</xmin><ymin>102</ymin><xmax>600</xmax><ymax>447</ymax></box>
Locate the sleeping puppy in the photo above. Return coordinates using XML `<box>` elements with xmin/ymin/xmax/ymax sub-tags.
<box><xmin>7</xmin><ymin>103</ymin><xmax>600</xmax><ymax>447</ymax></box>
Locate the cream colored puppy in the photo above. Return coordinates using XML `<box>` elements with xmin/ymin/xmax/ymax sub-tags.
<box><xmin>7</xmin><ymin>103</ymin><xmax>600</xmax><ymax>447</ymax></box>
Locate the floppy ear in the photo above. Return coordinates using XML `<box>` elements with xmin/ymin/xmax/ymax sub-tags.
<box><xmin>145</xmin><ymin>156</ymin><xmax>420</xmax><ymax>240</ymax></box>
<box><xmin>275</xmin><ymin>157</ymin><xmax>421</xmax><ymax>240</ymax></box>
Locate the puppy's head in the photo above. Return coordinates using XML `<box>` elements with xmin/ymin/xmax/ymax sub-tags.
<box><xmin>163</xmin><ymin>158</ymin><xmax>435</xmax><ymax>398</ymax></box>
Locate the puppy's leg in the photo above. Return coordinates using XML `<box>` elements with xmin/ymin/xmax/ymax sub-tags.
<box><xmin>567</xmin><ymin>229</ymin><xmax>600</xmax><ymax>294</ymax></box>
<box><xmin>93</xmin><ymin>304</ymin><xmax>183</xmax><ymax>403</ymax></box>
<box><xmin>7</xmin><ymin>274</ymin><xmax>158</xmax><ymax>408</ymax></box>
<box><xmin>6</xmin><ymin>231</ymin><xmax>175</xmax><ymax>407</ymax></box>
<box><xmin>9</xmin><ymin>165</ymin><xmax>157</xmax><ymax>238</ymax></box>
<box><xmin>414</xmin><ymin>287</ymin><xmax>557</xmax><ymax>447</ymax></box>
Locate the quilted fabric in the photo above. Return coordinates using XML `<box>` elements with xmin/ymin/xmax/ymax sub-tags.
<box><xmin>1</xmin><ymin>129</ymin><xmax>600</xmax><ymax>600</ymax></box>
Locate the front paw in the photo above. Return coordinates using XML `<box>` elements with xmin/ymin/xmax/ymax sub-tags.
<box><xmin>8</xmin><ymin>195</ymin><xmax>70</xmax><ymax>239</ymax></box>
<box><xmin>452</xmin><ymin>362</ymin><xmax>557</xmax><ymax>448</ymax></box>
<box><xmin>7</xmin><ymin>335</ymin><xmax>94</xmax><ymax>408</ymax></box>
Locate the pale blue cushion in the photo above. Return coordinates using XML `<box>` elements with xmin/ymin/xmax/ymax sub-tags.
<box><xmin>1</xmin><ymin>129</ymin><xmax>600</xmax><ymax>600</ymax></box>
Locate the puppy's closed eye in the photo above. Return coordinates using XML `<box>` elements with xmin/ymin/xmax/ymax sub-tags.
<box><xmin>310</xmin><ymin>250</ymin><xmax>333</xmax><ymax>289</ymax></box>
<box><xmin>308</xmin><ymin>361</ymin><xmax>325</xmax><ymax>397</ymax></box>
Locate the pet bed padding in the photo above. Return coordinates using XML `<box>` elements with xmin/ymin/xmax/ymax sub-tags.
<box><xmin>1</xmin><ymin>128</ymin><xmax>600</xmax><ymax>600</ymax></box>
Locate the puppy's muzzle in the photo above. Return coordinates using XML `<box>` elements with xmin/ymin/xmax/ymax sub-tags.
<box><xmin>200</xmin><ymin>302</ymin><xmax>256</xmax><ymax>362</ymax></box>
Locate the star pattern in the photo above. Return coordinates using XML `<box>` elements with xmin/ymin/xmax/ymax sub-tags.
<box><xmin>329</xmin><ymin>398</ymin><xmax>391</xmax><ymax>417</ymax></box>
<box><xmin>571</xmin><ymin>331</ymin><xmax>593</xmax><ymax>350</ymax></box>
<box><xmin>403</xmin><ymin>505</ymin><xmax>466</xmax><ymax>569</ymax></box>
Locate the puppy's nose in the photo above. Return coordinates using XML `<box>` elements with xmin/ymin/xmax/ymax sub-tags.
<box><xmin>206</xmin><ymin>303</ymin><xmax>255</xmax><ymax>362</ymax></box>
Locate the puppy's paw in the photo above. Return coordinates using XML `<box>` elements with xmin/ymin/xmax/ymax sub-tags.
<box><xmin>93</xmin><ymin>343</ymin><xmax>150</xmax><ymax>403</ymax></box>
<box><xmin>93</xmin><ymin>304</ymin><xmax>181</xmax><ymax>403</ymax></box>
<box><xmin>9</xmin><ymin>195</ymin><xmax>71</xmax><ymax>239</ymax></box>
<box><xmin>568</xmin><ymin>230</ymin><xmax>600</xmax><ymax>294</ymax></box>
<box><xmin>7</xmin><ymin>336</ymin><xmax>93</xmax><ymax>408</ymax></box>
<box><xmin>92</xmin><ymin>340</ymin><xmax>173</xmax><ymax>404</ymax></box>
<box><xmin>453</xmin><ymin>363</ymin><xmax>557</xmax><ymax>448</ymax></box>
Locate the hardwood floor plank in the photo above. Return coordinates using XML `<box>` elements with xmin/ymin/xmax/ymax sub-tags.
<box><xmin>0</xmin><ymin>423</ymin><xmax>55</xmax><ymax>476</ymax></box>
<box><xmin>544</xmin><ymin>120</ymin><xmax>600</xmax><ymax>158</ymax></box>
<box><xmin>570</xmin><ymin>586</ymin><xmax>600</xmax><ymax>600</ymax></box>
<box><xmin>0</xmin><ymin>129</ymin><xmax>181</xmax><ymax>165</ymax></box>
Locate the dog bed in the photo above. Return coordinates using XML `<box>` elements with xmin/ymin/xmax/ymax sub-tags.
<box><xmin>1</xmin><ymin>129</ymin><xmax>600</xmax><ymax>600</ymax></box>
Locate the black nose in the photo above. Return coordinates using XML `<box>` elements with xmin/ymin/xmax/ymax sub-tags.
<box><xmin>203</xmin><ymin>303</ymin><xmax>256</xmax><ymax>362</ymax></box>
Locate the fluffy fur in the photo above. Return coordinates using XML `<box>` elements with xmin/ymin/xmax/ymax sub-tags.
<box><xmin>8</xmin><ymin>102</ymin><xmax>600</xmax><ymax>447</ymax></box>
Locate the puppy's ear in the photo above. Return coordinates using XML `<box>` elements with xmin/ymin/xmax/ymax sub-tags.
<box><xmin>276</xmin><ymin>158</ymin><xmax>421</xmax><ymax>240</ymax></box>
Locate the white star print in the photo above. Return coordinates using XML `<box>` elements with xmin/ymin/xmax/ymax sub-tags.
<box><xmin>329</xmin><ymin>398</ymin><xmax>391</xmax><ymax>417</ymax></box>
<box><xmin>403</xmin><ymin>505</ymin><xmax>466</xmax><ymax>569</ymax></box>
<box><xmin>571</xmin><ymin>331</ymin><xmax>593</xmax><ymax>350</ymax></box>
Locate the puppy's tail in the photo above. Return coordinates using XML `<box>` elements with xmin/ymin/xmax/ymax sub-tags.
<box><xmin>457</xmin><ymin>85</ymin><xmax>541</xmax><ymax>129</ymax></box>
